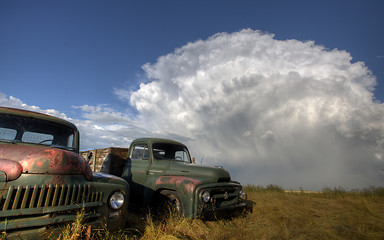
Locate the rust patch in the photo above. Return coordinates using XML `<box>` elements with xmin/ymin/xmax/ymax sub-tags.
<box><xmin>46</xmin><ymin>175</ymin><xmax>65</xmax><ymax>185</ymax></box>
<box><xmin>0</xmin><ymin>159</ymin><xmax>23</xmax><ymax>181</ymax></box>
<box><xmin>156</xmin><ymin>176</ymin><xmax>202</xmax><ymax>195</ymax></box>
<box><xmin>0</xmin><ymin>145</ymin><xmax>92</xmax><ymax>180</ymax></box>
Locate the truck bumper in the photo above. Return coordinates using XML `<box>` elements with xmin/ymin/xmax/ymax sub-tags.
<box><xmin>199</xmin><ymin>199</ymin><xmax>254</xmax><ymax>219</ymax></box>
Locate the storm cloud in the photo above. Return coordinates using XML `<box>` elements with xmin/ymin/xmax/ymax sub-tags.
<box><xmin>2</xmin><ymin>29</ymin><xmax>384</xmax><ymax>190</ymax></box>
<box><xmin>121</xmin><ymin>29</ymin><xmax>384</xmax><ymax>190</ymax></box>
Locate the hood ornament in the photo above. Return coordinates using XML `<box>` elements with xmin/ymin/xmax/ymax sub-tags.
<box><xmin>224</xmin><ymin>191</ymin><xmax>229</xmax><ymax>200</ymax></box>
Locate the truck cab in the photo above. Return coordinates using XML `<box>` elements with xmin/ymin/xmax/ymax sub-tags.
<box><xmin>0</xmin><ymin>107</ymin><xmax>129</xmax><ymax>238</ymax></box>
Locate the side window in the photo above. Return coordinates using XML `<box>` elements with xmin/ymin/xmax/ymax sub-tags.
<box><xmin>131</xmin><ymin>144</ymin><xmax>149</xmax><ymax>160</ymax></box>
<box><xmin>175</xmin><ymin>150</ymin><xmax>188</xmax><ymax>162</ymax></box>
<box><xmin>174</xmin><ymin>149</ymin><xmax>191</xmax><ymax>163</ymax></box>
<box><xmin>67</xmin><ymin>134</ymin><xmax>74</xmax><ymax>148</ymax></box>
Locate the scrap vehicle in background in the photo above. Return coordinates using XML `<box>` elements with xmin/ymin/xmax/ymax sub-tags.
<box><xmin>82</xmin><ymin>138</ymin><xmax>253</xmax><ymax>219</ymax></box>
<box><xmin>0</xmin><ymin>107</ymin><xmax>129</xmax><ymax>239</ymax></box>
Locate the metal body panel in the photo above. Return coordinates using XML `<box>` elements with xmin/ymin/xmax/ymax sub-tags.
<box><xmin>0</xmin><ymin>145</ymin><xmax>92</xmax><ymax>180</ymax></box>
<box><xmin>0</xmin><ymin>174</ymin><xmax>129</xmax><ymax>234</ymax></box>
<box><xmin>0</xmin><ymin>107</ymin><xmax>130</xmax><ymax>238</ymax></box>
<box><xmin>121</xmin><ymin>138</ymin><xmax>248</xmax><ymax>218</ymax></box>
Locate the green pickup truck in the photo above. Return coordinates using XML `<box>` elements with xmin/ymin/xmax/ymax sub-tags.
<box><xmin>99</xmin><ymin>138</ymin><xmax>251</xmax><ymax>218</ymax></box>
<box><xmin>0</xmin><ymin>107</ymin><xmax>129</xmax><ymax>239</ymax></box>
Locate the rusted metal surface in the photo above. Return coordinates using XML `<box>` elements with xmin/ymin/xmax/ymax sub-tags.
<box><xmin>0</xmin><ymin>159</ymin><xmax>23</xmax><ymax>181</ymax></box>
<box><xmin>155</xmin><ymin>176</ymin><xmax>202</xmax><ymax>195</ymax></box>
<box><xmin>0</xmin><ymin>107</ymin><xmax>130</xmax><ymax>237</ymax></box>
<box><xmin>0</xmin><ymin>145</ymin><xmax>92</xmax><ymax>181</ymax></box>
<box><xmin>0</xmin><ymin>107</ymin><xmax>77</xmax><ymax>133</ymax></box>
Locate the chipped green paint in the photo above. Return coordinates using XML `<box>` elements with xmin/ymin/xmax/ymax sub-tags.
<box><xmin>115</xmin><ymin>138</ymin><xmax>249</xmax><ymax>218</ymax></box>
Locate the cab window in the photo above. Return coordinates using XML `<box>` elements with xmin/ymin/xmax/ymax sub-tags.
<box><xmin>131</xmin><ymin>144</ymin><xmax>149</xmax><ymax>160</ymax></box>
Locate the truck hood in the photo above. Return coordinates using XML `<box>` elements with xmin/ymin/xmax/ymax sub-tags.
<box><xmin>166</xmin><ymin>162</ymin><xmax>231</xmax><ymax>183</ymax></box>
<box><xmin>0</xmin><ymin>145</ymin><xmax>92</xmax><ymax>181</ymax></box>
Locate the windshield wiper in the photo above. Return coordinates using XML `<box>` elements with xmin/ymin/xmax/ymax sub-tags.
<box><xmin>0</xmin><ymin>139</ymin><xmax>21</xmax><ymax>144</ymax></box>
<box><xmin>0</xmin><ymin>139</ymin><xmax>75</xmax><ymax>152</ymax></box>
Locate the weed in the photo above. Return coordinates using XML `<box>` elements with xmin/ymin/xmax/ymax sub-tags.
<box><xmin>56</xmin><ymin>210</ymin><xmax>88</xmax><ymax>240</ymax></box>
<box><xmin>244</xmin><ymin>184</ymin><xmax>284</xmax><ymax>193</ymax></box>
<box><xmin>49</xmin><ymin>186</ymin><xmax>384</xmax><ymax>240</ymax></box>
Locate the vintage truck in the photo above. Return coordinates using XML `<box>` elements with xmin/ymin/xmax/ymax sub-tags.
<box><xmin>86</xmin><ymin>138</ymin><xmax>251</xmax><ymax>218</ymax></box>
<box><xmin>0</xmin><ymin>107</ymin><xmax>129</xmax><ymax>239</ymax></box>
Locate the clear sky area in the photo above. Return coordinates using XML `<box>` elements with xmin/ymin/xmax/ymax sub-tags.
<box><xmin>1</xmin><ymin>0</ymin><xmax>384</xmax><ymax>190</ymax></box>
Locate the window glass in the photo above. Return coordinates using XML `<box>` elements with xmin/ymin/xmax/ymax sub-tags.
<box><xmin>22</xmin><ymin>131</ymin><xmax>53</xmax><ymax>145</ymax></box>
<box><xmin>131</xmin><ymin>144</ymin><xmax>148</xmax><ymax>160</ymax></box>
<box><xmin>0</xmin><ymin>114</ymin><xmax>76</xmax><ymax>150</ymax></box>
<box><xmin>0</xmin><ymin>127</ymin><xmax>17</xmax><ymax>140</ymax></box>
<box><xmin>175</xmin><ymin>150</ymin><xmax>189</xmax><ymax>162</ymax></box>
<box><xmin>152</xmin><ymin>143</ymin><xmax>191</xmax><ymax>163</ymax></box>
<box><xmin>67</xmin><ymin>134</ymin><xmax>74</xmax><ymax>148</ymax></box>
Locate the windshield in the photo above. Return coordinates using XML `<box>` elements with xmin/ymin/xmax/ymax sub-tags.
<box><xmin>152</xmin><ymin>143</ymin><xmax>191</xmax><ymax>163</ymax></box>
<box><xmin>0</xmin><ymin>114</ymin><xmax>76</xmax><ymax>150</ymax></box>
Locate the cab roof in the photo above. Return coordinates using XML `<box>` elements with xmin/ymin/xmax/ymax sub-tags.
<box><xmin>133</xmin><ymin>138</ymin><xmax>188</xmax><ymax>148</ymax></box>
<box><xmin>0</xmin><ymin>107</ymin><xmax>78</xmax><ymax>131</ymax></box>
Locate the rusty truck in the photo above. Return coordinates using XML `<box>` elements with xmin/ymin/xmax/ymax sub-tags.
<box><xmin>0</xmin><ymin>107</ymin><xmax>129</xmax><ymax>239</ymax></box>
<box><xmin>83</xmin><ymin>138</ymin><xmax>252</xmax><ymax>218</ymax></box>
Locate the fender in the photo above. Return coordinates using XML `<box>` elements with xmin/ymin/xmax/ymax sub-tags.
<box><xmin>154</xmin><ymin>176</ymin><xmax>202</xmax><ymax>195</ymax></box>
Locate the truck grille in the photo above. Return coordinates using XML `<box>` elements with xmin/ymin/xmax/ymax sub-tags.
<box><xmin>210</xmin><ymin>188</ymin><xmax>238</xmax><ymax>207</ymax></box>
<box><xmin>0</xmin><ymin>184</ymin><xmax>103</xmax><ymax>213</ymax></box>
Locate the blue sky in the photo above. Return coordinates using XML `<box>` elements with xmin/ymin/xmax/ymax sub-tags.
<box><xmin>1</xmin><ymin>0</ymin><xmax>383</xmax><ymax>114</ymax></box>
<box><xmin>1</xmin><ymin>0</ymin><xmax>384</xmax><ymax>190</ymax></box>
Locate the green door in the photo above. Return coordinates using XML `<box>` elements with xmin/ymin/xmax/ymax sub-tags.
<box><xmin>123</xmin><ymin>143</ymin><xmax>149</xmax><ymax>207</ymax></box>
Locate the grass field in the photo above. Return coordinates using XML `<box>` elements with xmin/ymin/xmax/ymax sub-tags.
<box><xmin>56</xmin><ymin>185</ymin><xmax>384</xmax><ymax>240</ymax></box>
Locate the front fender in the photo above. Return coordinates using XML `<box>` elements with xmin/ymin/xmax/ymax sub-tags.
<box><xmin>153</xmin><ymin>176</ymin><xmax>202</xmax><ymax>195</ymax></box>
<box><xmin>91</xmin><ymin>172</ymin><xmax>130</xmax><ymax>230</ymax></box>
<box><xmin>149</xmin><ymin>175</ymin><xmax>205</xmax><ymax>217</ymax></box>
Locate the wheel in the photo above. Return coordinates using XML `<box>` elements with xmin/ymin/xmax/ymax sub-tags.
<box><xmin>159</xmin><ymin>190</ymin><xmax>184</xmax><ymax>216</ymax></box>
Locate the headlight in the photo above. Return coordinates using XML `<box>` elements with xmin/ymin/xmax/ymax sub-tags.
<box><xmin>239</xmin><ymin>189</ymin><xmax>245</xmax><ymax>199</ymax></box>
<box><xmin>201</xmin><ymin>190</ymin><xmax>210</xmax><ymax>203</ymax></box>
<box><xmin>109</xmin><ymin>192</ymin><xmax>125</xmax><ymax>209</ymax></box>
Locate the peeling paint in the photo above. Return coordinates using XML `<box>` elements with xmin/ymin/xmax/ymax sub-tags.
<box><xmin>156</xmin><ymin>176</ymin><xmax>202</xmax><ymax>195</ymax></box>
<box><xmin>0</xmin><ymin>159</ymin><xmax>23</xmax><ymax>181</ymax></box>
<box><xmin>0</xmin><ymin>107</ymin><xmax>129</xmax><ymax>236</ymax></box>
<box><xmin>0</xmin><ymin>145</ymin><xmax>92</xmax><ymax>180</ymax></box>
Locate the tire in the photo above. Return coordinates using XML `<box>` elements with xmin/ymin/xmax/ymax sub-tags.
<box><xmin>159</xmin><ymin>190</ymin><xmax>184</xmax><ymax>216</ymax></box>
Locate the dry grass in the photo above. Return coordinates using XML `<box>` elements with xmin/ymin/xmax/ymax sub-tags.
<box><xmin>49</xmin><ymin>210</ymin><xmax>89</xmax><ymax>240</ymax></box>
<box><xmin>54</xmin><ymin>185</ymin><xmax>384</xmax><ymax>240</ymax></box>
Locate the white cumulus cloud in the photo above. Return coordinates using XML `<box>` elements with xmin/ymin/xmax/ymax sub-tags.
<box><xmin>2</xmin><ymin>29</ymin><xmax>384</xmax><ymax>190</ymax></box>
<box><xmin>0</xmin><ymin>92</ymin><xmax>69</xmax><ymax>120</ymax></box>
<box><xmin>71</xmin><ymin>105</ymin><xmax>150</xmax><ymax>150</ymax></box>
<box><xmin>126</xmin><ymin>29</ymin><xmax>384</xmax><ymax>190</ymax></box>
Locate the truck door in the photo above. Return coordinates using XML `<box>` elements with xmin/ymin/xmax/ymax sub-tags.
<box><xmin>123</xmin><ymin>143</ymin><xmax>150</xmax><ymax>207</ymax></box>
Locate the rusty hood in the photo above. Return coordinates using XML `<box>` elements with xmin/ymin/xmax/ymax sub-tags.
<box><xmin>0</xmin><ymin>145</ymin><xmax>92</xmax><ymax>181</ymax></box>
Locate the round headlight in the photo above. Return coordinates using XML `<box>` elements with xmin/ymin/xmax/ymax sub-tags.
<box><xmin>201</xmin><ymin>190</ymin><xmax>210</xmax><ymax>203</ymax></box>
<box><xmin>239</xmin><ymin>189</ymin><xmax>245</xmax><ymax>199</ymax></box>
<box><xmin>109</xmin><ymin>192</ymin><xmax>125</xmax><ymax>210</ymax></box>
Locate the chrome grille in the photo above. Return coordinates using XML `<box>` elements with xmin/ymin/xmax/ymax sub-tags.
<box><xmin>210</xmin><ymin>188</ymin><xmax>238</xmax><ymax>207</ymax></box>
